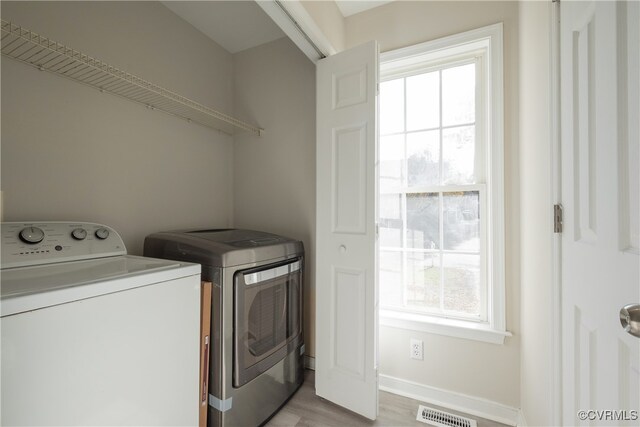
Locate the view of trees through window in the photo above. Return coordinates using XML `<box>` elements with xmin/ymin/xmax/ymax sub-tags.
<box><xmin>379</xmin><ymin>61</ymin><xmax>485</xmax><ymax>320</ymax></box>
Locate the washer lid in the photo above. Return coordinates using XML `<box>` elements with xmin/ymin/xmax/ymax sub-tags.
<box><xmin>1</xmin><ymin>255</ymin><xmax>200</xmax><ymax>317</ymax></box>
<box><xmin>183</xmin><ymin>229</ymin><xmax>290</xmax><ymax>247</ymax></box>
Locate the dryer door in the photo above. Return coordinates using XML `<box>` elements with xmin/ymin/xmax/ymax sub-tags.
<box><xmin>233</xmin><ymin>258</ymin><xmax>302</xmax><ymax>387</ymax></box>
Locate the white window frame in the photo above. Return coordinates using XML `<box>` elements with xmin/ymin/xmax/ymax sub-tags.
<box><xmin>379</xmin><ymin>23</ymin><xmax>509</xmax><ymax>345</ymax></box>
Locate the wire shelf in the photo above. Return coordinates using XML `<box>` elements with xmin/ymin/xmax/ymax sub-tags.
<box><xmin>1</xmin><ymin>19</ymin><xmax>262</xmax><ymax>136</ymax></box>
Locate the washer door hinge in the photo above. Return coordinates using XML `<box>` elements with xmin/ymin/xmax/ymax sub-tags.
<box><xmin>554</xmin><ymin>204</ymin><xmax>563</xmax><ymax>233</ymax></box>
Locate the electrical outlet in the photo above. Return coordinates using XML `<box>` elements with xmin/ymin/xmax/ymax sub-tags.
<box><xmin>410</xmin><ymin>338</ymin><xmax>423</xmax><ymax>360</ymax></box>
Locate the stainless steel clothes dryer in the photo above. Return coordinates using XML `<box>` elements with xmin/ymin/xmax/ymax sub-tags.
<box><xmin>143</xmin><ymin>229</ymin><xmax>304</xmax><ymax>427</ymax></box>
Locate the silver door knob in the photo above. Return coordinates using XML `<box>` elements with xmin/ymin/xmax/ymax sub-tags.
<box><xmin>339</xmin><ymin>245</ymin><xmax>347</xmax><ymax>253</ymax></box>
<box><xmin>619</xmin><ymin>304</ymin><xmax>640</xmax><ymax>338</ymax></box>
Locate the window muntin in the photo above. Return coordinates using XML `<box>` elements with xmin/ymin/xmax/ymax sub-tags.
<box><xmin>379</xmin><ymin>57</ymin><xmax>488</xmax><ymax>322</ymax></box>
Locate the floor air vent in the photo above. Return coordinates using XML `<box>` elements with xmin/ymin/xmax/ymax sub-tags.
<box><xmin>416</xmin><ymin>405</ymin><xmax>478</xmax><ymax>427</ymax></box>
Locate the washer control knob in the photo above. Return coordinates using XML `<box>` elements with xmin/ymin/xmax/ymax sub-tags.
<box><xmin>71</xmin><ymin>228</ymin><xmax>88</xmax><ymax>241</ymax></box>
<box><xmin>95</xmin><ymin>227</ymin><xmax>110</xmax><ymax>240</ymax></box>
<box><xmin>19</xmin><ymin>226</ymin><xmax>45</xmax><ymax>244</ymax></box>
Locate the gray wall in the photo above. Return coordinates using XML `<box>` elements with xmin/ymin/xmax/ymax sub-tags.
<box><xmin>232</xmin><ymin>37</ymin><xmax>316</xmax><ymax>357</ymax></box>
<box><xmin>1</xmin><ymin>1</ymin><xmax>235</xmax><ymax>255</ymax></box>
<box><xmin>1</xmin><ymin>1</ymin><xmax>317</xmax><ymax>358</ymax></box>
<box><xmin>518</xmin><ymin>2</ymin><xmax>554</xmax><ymax>425</ymax></box>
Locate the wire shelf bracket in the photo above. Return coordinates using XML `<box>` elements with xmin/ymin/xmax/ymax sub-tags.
<box><xmin>1</xmin><ymin>19</ymin><xmax>263</xmax><ymax>136</ymax></box>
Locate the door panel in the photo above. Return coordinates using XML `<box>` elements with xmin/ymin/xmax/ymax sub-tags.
<box><xmin>332</xmin><ymin>267</ymin><xmax>366</xmax><ymax>378</ymax></box>
<box><xmin>316</xmin><ymin>41</ymin><xmax>379</xmax><ymax>420</ymax></box>
<box><xmin>561</xmin><ymin>1</ymin><xmax>640</xmax><ymax>424</ymax></box>
<box><xmin>333</xmin><ymin>125</ymin><xmax>367</xmax><ymax>233</ymax></box>
<box><xmin>618</xmin><ymin>0</ymin><xmax>640</xmax><ymax>254</ymax></box>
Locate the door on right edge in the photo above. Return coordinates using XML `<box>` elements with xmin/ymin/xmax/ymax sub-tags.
<box><xmin>561</xmin><ymin>1</ymin><xmax>639</xmax><ymax>425</ymax></box>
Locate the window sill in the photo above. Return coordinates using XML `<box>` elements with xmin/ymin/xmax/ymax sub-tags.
<box><xmin>379</xmin><ymin>309</ymin><xmax>512</xmax><ymax>345</ymax></box>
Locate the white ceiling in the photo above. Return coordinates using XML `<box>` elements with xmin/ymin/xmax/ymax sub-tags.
<box><xmin>162</xmin><ymin>1</ymin><xmax>285</xmax><ymax>54</ymax></box>
<box><xmin>162</xmin><ymin>1</ymin><xmax>395</xmax><ymax>54</ymax></box>
<box><xmin>335</xmin><ymin>0</ymin><xmax>394</xmax><ymax>17</ymax></box>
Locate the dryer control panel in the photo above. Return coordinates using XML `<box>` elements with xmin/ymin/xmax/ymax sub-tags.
<box><xmin>1</xmin><ymin>222</ymin><xmax>126</xmax><ymax>269</ymax></box>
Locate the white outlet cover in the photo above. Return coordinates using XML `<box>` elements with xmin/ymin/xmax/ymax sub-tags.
<box><xmin>410</xmin><ymin>338</ymin><xmax>423</xmax><ymax>360</ymax></box>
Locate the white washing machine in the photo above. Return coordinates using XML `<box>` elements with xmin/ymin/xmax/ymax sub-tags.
<box><xmin>1</xmin><ymin>222</ymin><xmax>202</xmax><ymax>426</ymax></box>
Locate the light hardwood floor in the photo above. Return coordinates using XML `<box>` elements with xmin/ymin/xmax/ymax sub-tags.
<box><xmin>266</xmin><ymin>370</ymin><xmax>509</xmax><ymax>427</ymax></box>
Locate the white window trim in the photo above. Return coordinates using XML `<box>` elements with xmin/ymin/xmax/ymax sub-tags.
<box><xmin>379</xmin><ymin>23</ymin><xmax>507</xmax><ymax>345</ymax></box>
<box><xmin>380</xmin><ymin>309</ymin><xmax>511</xmax><ymax>345</ymax></box>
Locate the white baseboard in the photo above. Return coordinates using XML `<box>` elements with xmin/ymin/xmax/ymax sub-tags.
<box><xmin>304</xmin><ymin>355</ymin><xmax>315</xmax><ymax>370</ymax></box>
<box><xmin>518</xmin><ymin>411</ymin><xmax>528</xmax><ymax>426</ymax></box>
<box><xmin>379</xmin><ymin>374</ymin><xmax>521</xmax><ymax>426</ymax></box>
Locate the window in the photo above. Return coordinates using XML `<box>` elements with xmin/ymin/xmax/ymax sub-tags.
<box><xmin>378</xmin><ymin>24</ymin><xmax>508</xmax><ymax>344</ymax></box>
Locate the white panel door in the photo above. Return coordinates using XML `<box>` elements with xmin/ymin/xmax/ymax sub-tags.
<box><xmin>316</xmin><ymin>40</ymin><xmax>379</xmax><ymax>420</ymax></box>
<box><xmin>561</xmin><ymin>1</ymin><xmax>640</xmax><ymax>425</ymax></box>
